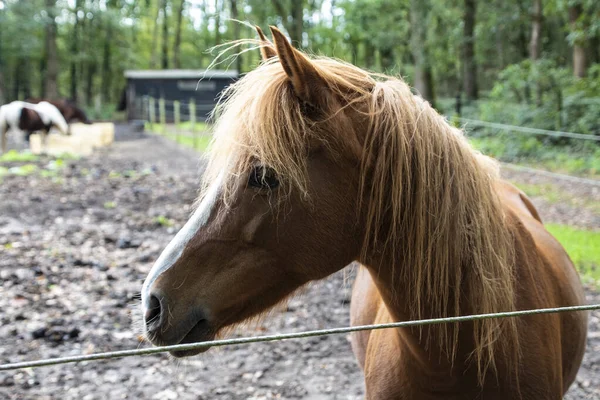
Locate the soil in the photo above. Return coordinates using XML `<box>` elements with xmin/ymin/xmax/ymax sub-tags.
<box><xmin>0</xmin><ymin>126</ymin><xmax>598</xmax><ymax>400</ymax></box>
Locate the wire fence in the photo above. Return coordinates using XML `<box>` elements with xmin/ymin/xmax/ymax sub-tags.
<box><xmin>1</xmin><ymin>303</ymin><xmax>598</xmax><ymax>372</ymax></box>
<box><xmin>1</xmin><ymin>98</ymin><xmax>598</xmax><ymax>373</ymax></box>
<box><xmin>459</xmin><ymin>117</ymin><xmax>600</xmax><ymax>142</ymax></box>
<box><xmin>141</xmin><ymin>95</ymin><xmax>600</xmax><ymax>185</ymax></box>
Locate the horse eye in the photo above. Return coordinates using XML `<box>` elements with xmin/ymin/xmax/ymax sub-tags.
<box><xmin>248</xmin><ymin>166</ymin><xmax>279</xmax><ymax>189</ymax></box>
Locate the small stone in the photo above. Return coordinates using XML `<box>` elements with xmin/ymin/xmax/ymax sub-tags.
<box><xmin>31</xmin><ymin>327</ymin><xmax>47</xmax><ymax>339</ymax></box>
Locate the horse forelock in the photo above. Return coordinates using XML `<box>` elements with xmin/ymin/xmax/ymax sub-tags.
<box><xmin>202</xmin><ymin>49</ymin><xmax>518</xmax><ymax>382</ymax></box>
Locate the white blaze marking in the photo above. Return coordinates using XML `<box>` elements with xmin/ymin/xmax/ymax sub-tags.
<box><xmin>141</xmin><ymin>172</ymin><xmax>224</xmax><ymax>311</ymax></box>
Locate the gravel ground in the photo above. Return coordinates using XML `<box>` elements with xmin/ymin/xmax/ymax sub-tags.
<box><xmin>0</xmin><ymin>128</ymin><xmax>598</xmax><ymax>399</ymax></box>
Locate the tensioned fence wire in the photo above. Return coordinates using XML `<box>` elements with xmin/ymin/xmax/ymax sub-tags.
<box><xmin>459</xmin><ymin>118</ymin><xmax>600</xmax><ymax>142</ymax></box>
<box><xmin>1</xmin><ymin>303</ymin><xmax>598</xmax><ymax>371</ymax></box>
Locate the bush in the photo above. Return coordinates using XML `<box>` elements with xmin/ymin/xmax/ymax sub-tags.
<box><xmin>479</xmin><ymin>60</ymin><xmax>600</xmax><ymax>135</ymax></box>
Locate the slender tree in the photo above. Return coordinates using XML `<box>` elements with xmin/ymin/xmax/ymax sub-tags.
<box><xmin>569</xmin><ymin>2</ymin><xmax>586</xmax><ymax>77</ymax></box>
<box><xmin>0</xmin><ymin>4</ymin><xmax>5</xmax><ymax>104</ymax></box>
<box><xmin>150</xmin><ymin>1</ymin><xmax>161</xmax><ymax>68</ymax></box>
<box><xmin>462</xmin><ymin>0</ymin><xmax>478</xmax><ymax>101</ymax></box>
<box><xmin>161</xmin><ymin>0</ymin><xmax>169</xmax><ymax>69</ymax></box>
<box><xmin>529</xmin><ymin>0</ymin><xmax>542</xmax><ymax>60</ymax></box>
<box><xmin>44</xmin><ymin>0</ymin><xmax>59</xmax><ymax>100</ymax></box>
<box><xmin>229</xmin><ymin>0</ymin><xmax>242</xmax><ymax>73</ymax></box>
<box><xmin>271</xmin><ymin>0</ymin><xmax>304</xmax><ymax>45</ymax></box>
<box><xmin>410</xmin><ymin>0</ymin><xmax>436</xmax><ymax>107</ymax></box>
<box><xmin>214</xmin><ymin>0</ymin><xmax>221</xmax><ymax>46</ymax></box>
<box><xmin>101</xmin><ymin>2</ymin><xmax>116</xmax><ymax>104</ymax></box>
<box><xmin>173</xmin><ymin>0</ymin><xmax>186</xmax><ymax>69</ymax></box>
<box><xmin>70</xmin><ymin>0</ymin><xmax>82</xmax><ymax>101</ymax></box>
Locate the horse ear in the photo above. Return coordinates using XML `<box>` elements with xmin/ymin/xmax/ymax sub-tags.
<box><xmin>269</xmin><ymin>26</ymin><xmax>328</xmax><ymax>106</ymax></box>
<box><xmin>255</xmin><ymin>26</ymin><xmax>277</xmax><ymax>61</ymax></box>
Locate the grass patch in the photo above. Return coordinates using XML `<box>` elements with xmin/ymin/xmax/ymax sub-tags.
<box><xmin>512</xmin><ymin>182</ymin><xmax>600</xmax><ymax>214</ymax></box>
<box><xmin>546</xmin><ymin>224</ymin><xmax>600</xmax><ymax>285</ymax></box>
<box><xmin>147</xmin><ymin>123</ymin><xmax>213</xmax><ymax>153</ymax></box>
<box><xmin>513</xmin><ymin>183</ymin><xmax>561</xmax><ymax>203</ymax></box>
<box><xmin>146</xmin><ymin>121</ymin><xmax>209</xmax><ymax>133</ymax></box>
<box><xmin>0</xmin><ymin>151</ymin><xmax>75</xmax><ymax>181</ymax></box>
<box><xmin>154</xmin><ymin>215</ymin><xmax>174</xmax><ymax>227</ymax></box>
<box><xmin>467</xmin><ymin>134</ymin><xmax>600</xmax><ymax>178</ymax></box>
<box><xmin>162</xmin><ymin>132</ymin><xmax>212</xmax><ymax>152</ymax></box>
<box><xmin>0</xmin><ymin>150</ymin><xmax>39</xmax><ymax>163</ymax></box>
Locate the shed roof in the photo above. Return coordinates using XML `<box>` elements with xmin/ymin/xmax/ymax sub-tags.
<box><xmin>124</xmin><ymin>69</ymin><xmax>238</xmax><ymax>79</ymax></box>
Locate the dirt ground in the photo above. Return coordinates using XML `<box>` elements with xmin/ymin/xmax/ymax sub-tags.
<box><xmin>0</xmin><ymin>127</ymin><xmax>598</xmax><ymax>399</ymax></box>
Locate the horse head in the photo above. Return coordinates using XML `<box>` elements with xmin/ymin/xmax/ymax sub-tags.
<box><xmin>141</xmin><ymin>26</ymin><xmax>368</xmax><ymax>355</ymax></box>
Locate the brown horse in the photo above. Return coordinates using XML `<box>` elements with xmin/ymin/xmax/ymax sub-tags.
<box><xmin>141</xmin><ymin>27</ymin><xmax>588</xmax><ymax>399</ymax></box>
<box><xmin>25</xmin><ymin>98</ymin><xmax>92</xmax><ymax>125</ymax></box>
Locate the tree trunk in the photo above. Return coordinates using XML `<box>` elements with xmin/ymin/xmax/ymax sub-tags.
<box><xmin>214</xmin><ymin>0</ymin><xmax>221</xmax><ymax>46</ymax></box>
<box><xmin>272</xmin><ymin>0</ymin><xmax>304</xmax><ymax>46</ymax></box>
<box><xmin>589</xmin><ymin>35</ymin><xmax>600</xmax><ymax>65</ymax></box>
<box><xmin>290</xmin><ymin>0</ymin><xmax>304</xmax><ymax>46</ymax></box>
<box><xmin>39</xmin><ymin>58</ymin><xmax>47</xmax><ymax>98</ymax></box>
<box><xmin>13</xmin><ymin>63</ymin><xmax>21</xmax><ymax>100</ymax></box>
<box><xmin>150</xmin><ymin>2</ymin><xmax>161</xmax><ymax>69</ymax></box>
<box><xmin>161</xmin><ymin>0</ymin><xmax>169</xmax><ymax>69</ymax></box>
<box><xmin>101</xmin><ymin>25</ymin><xmax>112</xmax><ymax>103</ymax></box>
<box><xmin>85</xmin><ymin>61</ymin><xmax>96</xmax><ymax>107</ymax></box>
<box><xmin>529</xmin><ymin>0</ymin><xmax>542</xmax><ymax>60</ymax></box>
<box><xmin>462</xmin><ymin>0</ymin><xmax>478</xmax><ymax>101</ymax></box>
<box><xmin>173</xmin><ymin>0</ymin><xmax>186</xmax><ymax>69</ymax></box>
<box><xmin>569</xmin><ymin>4</ymin><xmax>586</xmax><ymax>78</ymax></box>
<box><xmin>229</xmin><ymin>0</ymin><xmax>242</xmax><ymax>73</ymax></box>
<box><xmin>410</xmin><ymin>0</ymin><xmax>436</xmax><ymax>107</ymax></box>
<box><xmin>70</xmin><ymin>0</ymin><xmax>81</xmax><ymax>102</ymax></box>
<box><xmin>365</xmin><ymin>41</ymin><xmax>375</xmax><ymax>69</ymax></box>
<box><xmin>0</xmin><ymin>6</ymin><xmax>5</xmax><ymax>104</ymax></box>
<box><xmin>380</xmin><ymin>47</ymin><xmax>394</xmax><ymax>71</ymax></box>
<box><xmin>44</xmin><ymin>0</ymin><xmax>59</xmax><ymax>100</ymax></box>
<box><xmin>495</xmin><ymin>24</ymin><xmax>504</xmax><ymax>68</ymax></box>
<box><xmin>20</xmin><ymin>57</ymin><xmax>32</xmax><ymax>99</ymax></box>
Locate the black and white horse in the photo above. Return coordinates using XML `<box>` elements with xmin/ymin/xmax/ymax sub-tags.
<box><xmin>0</xmin><ymin>101</ymin><xmax>69</xmax><ymax>153</ymax></box>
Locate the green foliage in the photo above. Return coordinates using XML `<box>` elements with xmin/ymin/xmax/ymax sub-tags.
<box><xmin>468</xmin><ymin>134</ymin><xmax>600</xmax><ymax>177</ymax></box>
<box><xmin>154</xmin><ymin>215</ymin><xmax>174</xmax><ymax>227</ymax></box>
<box><xmin>513</xmin><ymin>182</ymin><xmax>600</xmax><ymax>213</ymax></box>
<box><xmin>546</xmin><ymin>224</ymin><xmax>600</xmax><ymax>285</ymax></box>
<box><xmin>0</xmin><ymin>0</ymin><xmax>598</xmax><ymax>138</ymax></box>
<box><xmin>478</xmin><ymin>60</ymin><xmax>600</xmax><ymax>135</ymax></box>
<box><xmin>0</xmin><ymin>150</ymin><xmax>40</xmax><ymax>163</ymax></box>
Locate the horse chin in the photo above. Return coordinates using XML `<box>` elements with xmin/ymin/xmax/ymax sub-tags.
<box><xmin>169</xmin><ymin>319</ymin><xmax>216</xmax><ymax>358</ymax></box>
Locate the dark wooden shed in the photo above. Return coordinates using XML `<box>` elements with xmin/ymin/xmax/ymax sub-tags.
<box><xmin>122</xmin><ymin>69</ymin><xmax>238</xmax><ymax>122</ymax></box>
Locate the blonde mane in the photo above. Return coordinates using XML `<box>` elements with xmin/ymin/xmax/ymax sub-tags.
<box><xmin>202</xmin><ymin>52</ymin><xmax>518</xmax><ymax>382</ymax></box>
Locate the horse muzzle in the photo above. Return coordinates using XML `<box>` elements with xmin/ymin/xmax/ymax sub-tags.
<box><xmin>143</xmin><ymin>291</ymin><xmax>215</xmax><ymax>357</ymax></box>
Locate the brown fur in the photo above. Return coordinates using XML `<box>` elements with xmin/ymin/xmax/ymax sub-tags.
<box><xmin>26</xmin><ymin>98</ymin><xmax>92</xmax><ymax>124</ymax></box>
<box><xmin>142</xmin><ymin>26</ymin><xmax>588</xmax><ymax>399</ymax></box>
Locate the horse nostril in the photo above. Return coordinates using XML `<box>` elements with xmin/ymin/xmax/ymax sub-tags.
<box><xmin>145</xmin><ymin>294</ymin><xmax>163</xmax><ymax>332</ymax></box>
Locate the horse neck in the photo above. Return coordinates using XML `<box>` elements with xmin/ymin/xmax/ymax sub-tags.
<box><xmin>353</xmin><ymin>99</ymin><xmax>517</xmax><ymax>376</ymax></box>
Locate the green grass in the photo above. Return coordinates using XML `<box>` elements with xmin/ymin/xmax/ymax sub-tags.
<box><xmin>0</xmin><ymin>150</ymin><xmax>40</xmax><ymax>163</ymax></box>
<box><xmin>0</xmin><ymin>151</ymin><xmax>76</xmax><ymax>182</ymax></box>
<box><xmin>146</xmin><ymin>121</ymin><xmax>209</xmax><ymax>133</ymax></box>
<box><xmin>546</xmin><ymin>224</ymin><xmax>600</xmax><ymax>285</ymax></box>
<box><xmin>467</xmin><ymin>135</ymin><xmax>600</xmax><ymax>178</ymax></box>
<box><xmin>146</xmin><ymin>122</ymin><xmax>212</xmax><ymax>152</ymax></box>
<box><xmin>154</xmin><ymin>215</ymin><xmax>174</xmax><ymax>227</ymax></box>
<box><xmin>512</xmin><ymin>182</ymin><xmax>600</xmax><ymax>214</ymax></box>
